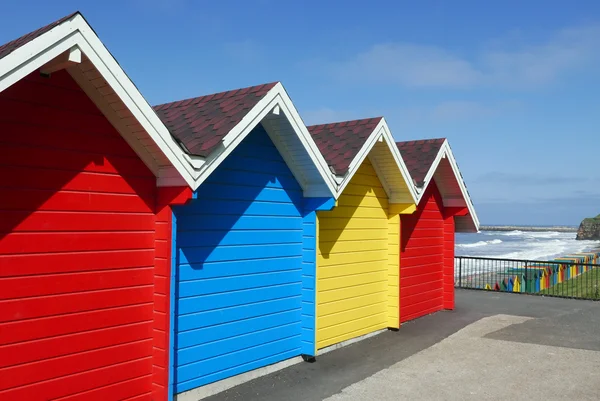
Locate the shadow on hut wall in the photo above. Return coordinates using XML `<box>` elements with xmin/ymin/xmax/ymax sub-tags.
<box><xmin>0</xmin><ymin>69</ymin><xmax>156</xmax><ymax>247</ymax></box>
<box><xmin>317</xmin><ymin>164</ymin><xmax>386</xmax><ymax>258</ymax></box>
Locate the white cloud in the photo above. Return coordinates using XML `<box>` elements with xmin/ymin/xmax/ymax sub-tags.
<box><xmin>324</xmin><ymin>24</ymin><xmax>600</xmax><ymax>89</ymax></box>
<box><xmin>333</xmin><ymin>44</ymin><xmax>482</xmax><ymax>87</ymax></box>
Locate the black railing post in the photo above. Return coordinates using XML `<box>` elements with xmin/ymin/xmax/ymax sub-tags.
<box><xmin>524</xmin><ymin>261</ymin><xmax>528</xmax><ymax>293</ymax></box>
<box><xmin>458</xmin><ymin>257</ymin><xmax>462</xmax><ymax>288</ymax></box>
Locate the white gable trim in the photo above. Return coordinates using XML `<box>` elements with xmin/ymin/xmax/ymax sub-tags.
<box><xmin>333</xmin><ymin>118</ymin><xmax>418</xmax><ymax>203</ymax></box>
<box><xmin>419</xmin><ymin>140</ymin><xmax>480</xmax><ymax>231</ymax></box>
<box><xmin>0</xmin><ymin>13</ymin><xmax>197</xmax><ymax>188</ymax></box>
<box><xmin>202</xmin><ymin>82</ymin><xmax>337</xmax><ymax>197</ymax></box>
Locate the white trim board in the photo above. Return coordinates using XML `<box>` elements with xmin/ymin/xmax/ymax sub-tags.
<box><xmin>192</xmin><ymin>82</ymin><xmax>337</xmax><ymax>197</ymax></box>
<box><xmin>330</xmin><ymin>118</ymin><xmax>418</xmax><ymax>204</ymax></box>
<box><xmin>0</xmin><ymin>13</ymin><xmax>337</xmax><ymax>196</ymax></box>
<box><xmin>418</xmin><ymin>140</ymin><xmax>480</xmax><ymax>232</ymax></box>
<box><xmin>0</xmin><ymin>13</ymin><xmax>198</xmax><ymax>187</ymax></box>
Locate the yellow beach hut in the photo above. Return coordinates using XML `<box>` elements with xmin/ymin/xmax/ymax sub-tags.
<box><xmin>307</xmin><ymin>117</ymin><xmax>417</xmax><ymax>351</ymax></box>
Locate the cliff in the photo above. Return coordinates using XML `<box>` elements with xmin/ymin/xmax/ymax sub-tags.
<box><xmin>576</xmin><ymin>214</ymin><xmax>600</xmax><ymax>240</ymax></box>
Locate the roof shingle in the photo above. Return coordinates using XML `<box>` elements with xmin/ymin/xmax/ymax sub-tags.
<box><xmin>307</xmin><ymin>117</ymin><xmax>382</xmax><ymax>175</ymax></box>
<box><xmin>396</xmin><ymin>138</ymin><xmax>446</xmax><ymax>187</ymax></box>
<box><xmin>153</xmin><ymin>83</ymin><xmax>278</xmax><ymax>157</ymax></box>
<box><xmin>0</xmin><ymin>12</ymin><xmax>79</xmax><ymax>61</ymax></box>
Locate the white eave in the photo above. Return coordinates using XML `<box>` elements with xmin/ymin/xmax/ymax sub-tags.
<box><xmin>0</xmin><ymin>12</ymin><xmax>197</xmax><ymax>188</ymax></box>
<box><xmin>331</xmin><ymin>118</ymin><xmax>418</xmax><ymax>204</ymax></box>
<box><xmin>180</xmin><ymin>82</ymin><xmax>337</xmax><ymax>197</ymax></box>
<box><xmin>418</xmin><ymin>140</ymin><xmax>480</xmax><ymax>232</ymax></box>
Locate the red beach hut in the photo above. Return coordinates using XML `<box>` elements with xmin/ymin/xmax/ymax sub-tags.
<box><xmin>396</xmin><ymin>139</ymin><xmax>479</xmax><ymax>323</ymax></box>
<box><xmin>0</xmin><ymin>13</ymin><xmax>197</xmax><ymax>400</ymax></box>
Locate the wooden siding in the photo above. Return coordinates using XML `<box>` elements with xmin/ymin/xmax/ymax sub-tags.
<box><xmin>0</xmin><ymin>71</ymin><xmax>155</xmax><ymax>400</ymax></box>
<box><xmin>173</xmin><ymin>125</ymin><xmax>312</xmax><ymax>393</ymax></box>
<box><xmin>443</xmin><ymin>213</ymin><xmax>455</xmax><ymax>310</ymax></box>
<box><xmin>316</xmin><ymin>159</ymin><xmax>397</xmax><ymax>350</ymax></box>
<box><xmin>400</xmin><ymin>182</ymin><xmax>445</xmax><ymax>323</ymax></box>
<box><xmin>387</xmin><ymin>212</ymin><xmax>400</xmax><ymax>328</ymax></box>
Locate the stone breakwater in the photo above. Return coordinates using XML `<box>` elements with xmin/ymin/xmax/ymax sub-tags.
<box><xmin>480</xmin><ymin>225</ymin><xmax>577</xmax><ymax>233</ymax></box>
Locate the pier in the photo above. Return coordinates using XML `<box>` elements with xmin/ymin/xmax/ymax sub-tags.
<box><xmin>479</xmin><ymin>225</ymin><xmax>577</xmax><ymax>233</ymax></box>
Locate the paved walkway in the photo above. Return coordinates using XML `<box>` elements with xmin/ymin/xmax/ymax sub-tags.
<box><xmin>203</xmin><ymin>291</ymin><xmax>600</xmax><ymax>401</ymax></box>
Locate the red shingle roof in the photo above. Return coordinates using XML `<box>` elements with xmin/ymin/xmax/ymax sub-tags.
<box><xmin>396</xmin><ymin>138</ymin><xmax>446</xmax><ymax>187</ymax></box>
<box><xmin>153</xmin><ymin>83</ymin><xmax>278</xmax><ymax>157</ymax></box>
<box><xmin>0</xmin><ymin>12</ymin><xmax>79</xmax><ymax>61</ymax></box>
<box><xmin>307</xmin><ymin>117</ymin><xmax>382</xmax><ymax>175</ymax></box>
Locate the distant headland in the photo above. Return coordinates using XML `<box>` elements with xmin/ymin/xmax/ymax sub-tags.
<box><xmin>480</xmin><ymin>225</ymin><xmax>577</xmax><ymax>233</ymax></box>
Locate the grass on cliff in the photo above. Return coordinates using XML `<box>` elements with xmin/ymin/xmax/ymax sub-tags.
<box><xmin>540</xmin><ymin>268</ymin><xmax>600</xmax><ymax>299</ymax></box>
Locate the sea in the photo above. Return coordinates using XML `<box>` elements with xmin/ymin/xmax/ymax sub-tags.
<box><xmin>455</xmin><ymin>229</ymin><xmax>600</xmax><ymax>261</ymax></box>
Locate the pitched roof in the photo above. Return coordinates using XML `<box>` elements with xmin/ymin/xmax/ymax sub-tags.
<box><xmin>396</xmin><ymin>138</ymin><xmax>446</xmax><ymax>186</ymax></box>
<box><xmin>0</xmin><ymin>12</ymin><xmax>79</xmax><ymax>61</ymax></box>
<box><xmin>307</xmin><ymin>117</ymin><xmax>383</xmax><ymax>175</ymax></box>
<box><xmin>153</xmin><ymin>82</ymin><xmax>278</xmax><ymax>157</ymax></box>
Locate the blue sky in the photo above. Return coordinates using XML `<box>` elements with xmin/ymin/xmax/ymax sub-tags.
<box><xmin>3</xmin><ymin>1</ymin><xmax>600</xmax><ymax>226</ymax></box>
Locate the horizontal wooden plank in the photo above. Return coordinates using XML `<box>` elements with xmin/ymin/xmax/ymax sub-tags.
<box><xmin>176</xmin><ymin>348</ymin><xmax>299</xmax><ymax>393</ymax></box>
<box><xmin>176</xmin><ymin>230</ymin><xmax>302</xmax><ymax>248</ymax></box>
<box><xmin>178</xmin><ymin>296</ymin><xmax>301</xmax><ymax>332</ymax></box>
<box><xmin>318</xmin><ymin>217</ymin><xmax>388</xmax><ymax>231</ymax></box>
<box><xmin>0</xmin><ymin>166</ymin><xmax>155</xmax><ymax>196</ymax></box>
<box><xmin>0</xmin><ymin>232</ymin><xmax>155</xmax><ymax>254</ymax></box>
<box><xmin>0</xmin><ymin>143</ymin><xmax>153</xmax><ymax>177</ymax></box>
<box><xmin>0</xmin><ymin>189</ymin><xmax>154</xmax><ymax>213</ymax></box>
<box><xmin>317</xmin><ymin>301</ymin><xmax>387</xmax><ymax>329</ymax></box>
<box><xmin>0</xmin><ymin>321</ymin><xmax>152</xmax><ymax>369</ymax></box>
<box><xmin>318</xmin><ymin>260</ymin><xmax>390</xmax><ymax>279</ymax></box>
<box><xmin>341</xmin><ymin>183</ymin><xmax>387</xmax><ymax>199</ymax></box>
<box><xmin>0</xmin><ymin>249</ymin><xmax>155</xmax><ymax>277</ymax></box>
<box><xmin>177</xmin><ymin>199</ymin><xmax>300</xmax><ymax>217</ymax></box>
<box><xmin>0</xmin><ymin>339</ymin><xmax>152</xmax><ymax>391</ymax></box>
<box><xmin>194</xmin><ymin>183</ymin><xmax>301</xmax><ymax>204</ymax></box>
<box><xmin>178</xmin><ymin>309</ymin><xmax>301</xmax><ymax>349</ymax></box>
<box><xmin>401</xmin><ymin>273</ymin><xmax>443</xmax><ymax>288</ymax></box>
<box><xmin>205</xmin><ymin>168</ymin><xmax>300</xmax><ymax>192</ymax></box>
<box><xmin>319</xmin><ymin>239</ymin><xmax>388</xmax><ymax>254</ymax></box>
<box><xmin>0</xmin><ymin>286</ymin><xmax>153</xmax><ymax>322</ymax></box>
<box><xmin>0</xmin><ymin>356</ymin><xmax>152</xmax><ymax>401</ymax></box>
<box><xmin>177</xmin><ymin>283</ymin><xmax>302</xmax><ymax>315</ymax></box>
<box><xmin>0</xmin><ymin>97</ymin><xmax>117</xmax><ymax>138</ymax></box>
<box><xmin>0</xmin><ymin>121</ymin><xmax>139</xmax><ymax>159</ymax></box>
<box><xmin>317</xmin><ymin>313</ymin><xmax>386</xmax><ymax>349</ymax></box>
<box><xmin>0</xmin><ymin>304</ymin><xmax>153</xmax><ymax>346</ymax></box>
<box><xmin>401</xmin><ymin>298</ymin><xmax>443</xmax><ymax>322</ymax></box>
<box><xmin>0</xmin><ymin>267</ymin><xmax>153</xmax><ymax>300</ymax></box>
<box><xmin>0</xmin><ymin>211</ymin><xmax>155</xmax><ymax>232</ymax></box>
<box><xmin>178</xmin><ymin>270</ymin><xmax>301</xmax><ymax>298</ymax></box>
<box><xmin>318</xmin><ymin>228</ymin><xmax>387</xmax><ymax>242</ymax></box>
<box><xmin>334</xmin><ymin>194</ymin><xmax>388</xmax><ymax>209</ymax></box>
<box><xmin>177</xmin><ymin>215</ymin><xmax>302</xmax><ymax>231</ymax></box>
<box><xmin>318</xmin><ymin>249</ymin><xmax>388</xmax><ymax>267</ymax></box>
<box><xmin>0</xmin><ymin>76</ymin><xmax>101</xmax><ymax>117</ymax></box>
<box><xmin>178</xmin><ymin>256</ymin><xmax>302</xmax><ymax>281</ymax></box>
<box><xmin>55</xmin><ymin>375</ymin><xmax>152</xmax><ymax>401</ymax></box>
<box><xmin>178</xmin><ymin>243</ymin><xmax>302</xmax><ymax>265</ymax></box>
<box><xmin>318</xmin><ymin>270</ymin><xmax>387</xmax><ymax>292</ymax></box>
<box><xmin>317</xmin><ymin>291</ymin><xmax>388</xmax><ymax>317</ymax></box>
<box><xmin>318</xmin><ymin>281</ymin><xmax>387</xmax><ymax>304</ymax></box>
<box><xmin>176</xmin><ymin>333</ymin><xmax>300</xmax><ymax>384</ymax></box>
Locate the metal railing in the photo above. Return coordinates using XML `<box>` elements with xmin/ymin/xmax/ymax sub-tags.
<box><xmin>455</xmin><ymin>256</ymin><xmax>600</xmax><ymax>300</ymax></box>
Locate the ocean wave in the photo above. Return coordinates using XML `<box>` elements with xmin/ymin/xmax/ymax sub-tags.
<box><xmin>494</xmin><ymin>240</ymin><xmax>598</xmax><ymax>261</ymax></box>
<box><xmin>457</xmin><ymin>239</ymin><xmax>503</xmax><ymax>248</ymax></box>
<box><xmin>499</xmin><ymin>230</ymin><xmax>524</xmax><ymax>236</ymax></box>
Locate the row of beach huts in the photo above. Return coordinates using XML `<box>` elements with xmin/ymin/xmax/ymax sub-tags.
<box><xmin>0</xmin><ymin>12</ymin><xmax>479</xmax><ymax>401</ymax></box>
